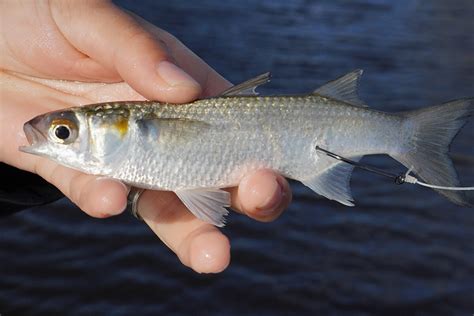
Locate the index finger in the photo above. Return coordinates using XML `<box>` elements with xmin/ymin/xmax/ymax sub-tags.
<box><xmin>133</xmin><ymin>15</ymin><xmax>233</xmax><ymax>97</ymax></box>
<box><xmin>51</xmin><ymin>1</ymin><xmax>202</xmax><ymax>103</ymax></box>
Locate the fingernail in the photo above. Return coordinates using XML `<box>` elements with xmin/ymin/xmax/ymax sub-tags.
<box><xmin>257</xmin><ymin>176</ymin><xmax>284</xmax><ymax>216</ymax></box>
<box><xmin>157</xmin><ymin>61</ymin><xmax>200</xmax><ymax>88</ymax></box>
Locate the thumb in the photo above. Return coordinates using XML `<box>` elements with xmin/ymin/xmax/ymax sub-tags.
<box><xmin>51</xmin><ymin>1</ymin><xmax>201</xmax><ymax>103</ymax></box>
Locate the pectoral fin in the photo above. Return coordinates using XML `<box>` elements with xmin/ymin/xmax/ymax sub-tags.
<box><xmin>175</xmin><ymin>188</ymin><xmax>231</xmax><ymax>227</ymax></box>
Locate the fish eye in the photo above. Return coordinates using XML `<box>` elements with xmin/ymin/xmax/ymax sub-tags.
<box><xmin>49</xmin><ymin>119</ymin><xmax>78</xmax><ymax>144</ymax></box>
<box><xmin>54</xmin><ymin>125</ymin><xmax>71</xmax><ymax>140</ymax></box>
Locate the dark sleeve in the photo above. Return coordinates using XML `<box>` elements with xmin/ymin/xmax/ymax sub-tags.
<box><xmin>0</xmin><ymin>163</ymin><xmax>64</xmax><ymax>217</ymax></box>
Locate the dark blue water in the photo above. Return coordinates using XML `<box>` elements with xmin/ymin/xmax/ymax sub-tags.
<box><xmin>1</xmin><ymin>1</ymin><xmax>473</xmax><ymax>315</ymax></box>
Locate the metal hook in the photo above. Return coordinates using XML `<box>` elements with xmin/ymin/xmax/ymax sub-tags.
<box><xmin>315</xmin><ymin>146</ymin><xmax>406</xmax><ymax>185</ymax></box>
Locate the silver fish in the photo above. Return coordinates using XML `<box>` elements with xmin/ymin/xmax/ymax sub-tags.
<box><xmin>20</xmin><ymin>70</ymin><xmax>474</xmax><ymax>226</ymax></box>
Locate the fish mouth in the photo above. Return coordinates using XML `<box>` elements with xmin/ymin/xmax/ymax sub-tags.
<box><xmin>19</xmin><ymin>119</ymin><xmax>47</xmax><ymax>154</ymax></box>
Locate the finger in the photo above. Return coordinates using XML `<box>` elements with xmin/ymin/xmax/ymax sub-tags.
<box><xmin>136</xmin><ymin>190</ymin><xmax>230</xmax><ymax>273</ymax></box>
<box><xmin>34</xmin><ymin>159</ymin><xmax>129</xmax><ymax>218</ymax></box>
<box><xmin>228</xmin><ymin>169</ymin><xmax>292</xmax><ymax>222</ymax></box>
<box><xmin>13</xmin><ymin>73</ymin><xmax>146</xmax><ymax>104</ymax></box>
<box><xmin>51</xmin><ymin>1</ymin><xmax>201</xmax><ymax>103</ymax></box>
<box><xmin>134</xmin><ymin>17</ymin><xmax>233</xmax><ymax>97</ymax></box>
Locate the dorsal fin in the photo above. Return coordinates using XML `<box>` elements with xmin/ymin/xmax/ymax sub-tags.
<box><xmin>220</xmin><ymin>72</ymin><xmax>271</xmax><ymax>96</ymax></box>
<box><xmin>313</xmin><ymin>69</ymin><xmax>366</xmax><ymax>107</ymax></box>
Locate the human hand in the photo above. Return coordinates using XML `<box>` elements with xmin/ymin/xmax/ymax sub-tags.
<box><xmin>0</xmin><ymin>0</ymin><xmax>292</xmax><ymax>273</ymax></box>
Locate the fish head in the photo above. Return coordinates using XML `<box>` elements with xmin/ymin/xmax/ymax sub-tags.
<box><xmin>19</xmin><ymin>107</ymin><xmax>128</xmax><ymax>174</ymax></box>
<box><xmin>20</xmin><ymin>109</ymin><xmax>94</xmax><ymax>170</ymax></box>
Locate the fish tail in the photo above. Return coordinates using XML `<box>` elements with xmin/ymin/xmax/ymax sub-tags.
<box><xmin>391</xmin><ymin>98</ymin><xmax>474</xmax><ymax>206</ymax></box>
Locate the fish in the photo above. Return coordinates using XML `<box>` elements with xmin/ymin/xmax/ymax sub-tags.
<box><xmin>20</xmin><ymin>70</ymin><xmax>474</xmax><ymax>226</ymax></box>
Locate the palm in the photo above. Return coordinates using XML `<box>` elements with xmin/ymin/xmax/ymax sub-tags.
<box><xmin>1</xmin><ymin>0</ymin><xmax>291</xmax><ymax>274</ymax></box>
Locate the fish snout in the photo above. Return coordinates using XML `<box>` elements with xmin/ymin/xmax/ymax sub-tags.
<box><xmin>23</xmin><ymin>116</ymin><xmax>47</xmax><ymax>145</ymax></box>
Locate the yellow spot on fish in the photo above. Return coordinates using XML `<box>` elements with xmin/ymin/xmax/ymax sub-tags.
<box><xmin>113</xmin><ymin>118</ymin><xmax>129</xmax><ymax>138</ymax></box>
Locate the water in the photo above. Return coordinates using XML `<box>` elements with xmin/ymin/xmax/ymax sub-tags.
<box><xmin>1</xmin><ymin>0</ymin><xmax>473</xmax><ymax>315</ymax></box>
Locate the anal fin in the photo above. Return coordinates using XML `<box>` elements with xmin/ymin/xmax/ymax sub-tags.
<box><xmin>302</xmin><ymin>158</ymin><xmax>360</xmax><ymax>206</ymax></box>
<box><xmin>175</xmin><ymin>188</ymin><xmax>231</xmax><ymax>227</ymax></box>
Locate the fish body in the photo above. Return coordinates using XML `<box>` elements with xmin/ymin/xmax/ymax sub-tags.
<box><xmin>21</xmin><ymin>70</ymin><xmax>474</xmax><ymax>225</ymax></box>
<box><xmin>89</xmin><ymin>95</ymin><xmax>398</xmax><ymax>190</ymax></box>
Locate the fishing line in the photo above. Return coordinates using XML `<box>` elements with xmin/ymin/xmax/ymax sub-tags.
<box><xmin>315</xmin><ymin>146</ymin><xmax>474</xmax><ymax>191</ymax></box>
<box><xmin>401</xmin><ymin>167</ymin><xmax>474</xmax><ymax>191</ymax></box>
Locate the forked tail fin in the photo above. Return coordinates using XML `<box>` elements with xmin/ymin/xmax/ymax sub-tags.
<box><xmin>391</xmin><ymin>98</ymin><xmax>474</xmax><ymax>206</ymax></box>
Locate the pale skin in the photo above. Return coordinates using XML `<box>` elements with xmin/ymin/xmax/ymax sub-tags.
<box><xmin>0</xmin><ymin>1</ymin><xmax>292</xmax><ymax>273</ymax></box>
